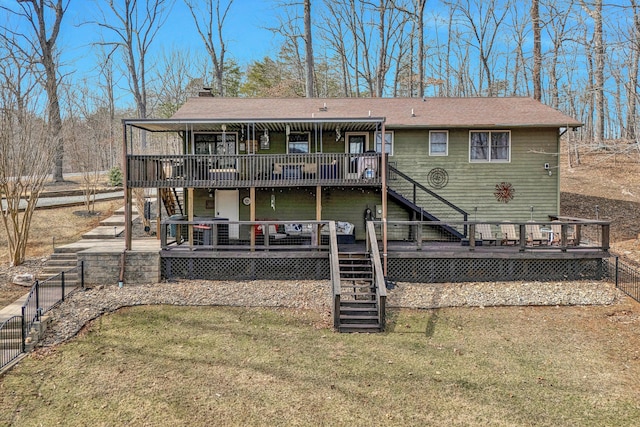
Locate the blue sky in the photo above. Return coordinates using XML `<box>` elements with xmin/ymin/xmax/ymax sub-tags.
<box><xmin>57</xmin><ymin>0</ymin><xmax>282</xmax><ymax>82</ymax></box>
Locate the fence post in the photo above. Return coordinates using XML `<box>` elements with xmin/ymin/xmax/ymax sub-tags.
<box><xmin>20</xmin><ymin>306</ymin><xmax>26</xmax><ymax>353</ymax></box>
<box><xmin>61</xmin><ymin>271</ymin><xmax>65</xmax><ymax>302</ymax></box>
<box><xmin>34</xmin><ymin>280</ymin><xmax>40</xmax><ymax>322</ymax></box>
<box><xmin>81</xmin><ymin>260</ymin><xmax>85</xmax><ymax>289</ymax></box>
<box><xmin>615</xmin><ymin>256</ymin><xmax>619</xmax><ymax>289</ymax></box>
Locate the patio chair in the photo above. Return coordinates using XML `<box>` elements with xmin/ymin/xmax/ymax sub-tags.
<box><xmin>476</xmin><ymin>223</ymin><xmax>497</xmax><ymax>245</ymax></box>
<box><xmin>499</xmin><ymin>223</ymin><xmax>518</xmax><ymax>245</ymax></box>
<box><xmin>525</xmin><ymin>222</ymin><xmax>547</xmax><ymax>246</ymax></box>
<box><xmin>551</xmin><ymin>221</ymin><xmax>576</xmax><ymax>245</ymax></box>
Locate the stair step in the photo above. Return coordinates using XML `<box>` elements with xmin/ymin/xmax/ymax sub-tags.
<box><xmin>339</xmin><ymin>324</ymin><xmax>382</xmax><ymax>333</ymax></box>
<box><xmin>340</xmin><ymin>285</ymin><xmax>373</xmax><ymax>290</ymax></box>
<box><xmin>44</xmin><ymin>260</ymin><xmax>77</xmax><ymax>267</ymax></box>
<box><xmin>340</xmin><ymin>300</ymin><xmax>377</xmax><ymax>306</ymax></box>
<box><xmin>49</xmin><ymin>253</ymin><xmax>78</xmax><ymax>260</ymax></box>
<box><xmin>340</xmin><ymin>306</ymin><xmax>377</xmax><ymax>312</ymax></box>
<box><xmin>82</xmin><ymin>226</ymin><xmax>124</xmax><ymax>239</ymax></box>
<box><xmin>340</xmin><ymin>278</ymin><xmax>373</xmax><ymax>282</ymax></box>
<box><xmin>340</xmin><ymin>314</ymin><xmax>379</xmax><ymax>320</ymax></box>
<box><xmin>340</xmin><ymin>294</ymin><xmax>375</xmax><ymax>300</ymax></box>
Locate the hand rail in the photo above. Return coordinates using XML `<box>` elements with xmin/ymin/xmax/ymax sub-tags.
<box><xmin>367</xmin><ymin>221</ymin><xmax>387</xmax><ymax>330</ymax></box>
<box><xmin>328</xmin><ymin>221</ymin><xmax>342</xmax><ymax>330</ymax></box>
<box><xmin>388</xmin><ymin>164</ymin><xmax>468</xmax><ymax>217</ymax></box>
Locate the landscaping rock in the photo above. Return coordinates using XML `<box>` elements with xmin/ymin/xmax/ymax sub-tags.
<box><xmin>12</xmin><ymin>273</ymin><xmax>34</xmax><ymax>287</ymax></box>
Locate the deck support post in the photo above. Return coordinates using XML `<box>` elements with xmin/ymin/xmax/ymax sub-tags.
<box><xmin>250</xmin><ymin>187</ymin><xmax>256</xmax><ymax>250</ymax></box>
<box><xmin>156</xmin><ymin>187</ymin><xmax>162</xmax><ymax>239</ymax></box>
<box><xmin>316</xmin><ymin>185</ymin><xmax>322</xmax><ymax>247</ymax></box>
<box><xmin>187</xmin><ymin>188</ymin><xmax>194</xmax><ymax>247</ymax></box>
<box><xmin>123</xmin><ymin>124</ymin><xmax>132</xmax><ymax>251</ymax></box>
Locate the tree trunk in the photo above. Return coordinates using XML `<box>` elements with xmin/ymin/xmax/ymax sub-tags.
<box><xmin>532</xmin><ymin>0</ymin><xmax>542</xmax><ymax>101</ymax></box>
<box><xmin>304</xmin><ymin>0</ymin><xmax>315</xmax><ymax>98</ymax></box>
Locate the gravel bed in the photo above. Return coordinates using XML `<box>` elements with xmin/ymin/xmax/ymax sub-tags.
<box><xmin>38</xmin><ymin>279</ymin><xmax>621</xmax><ymax>347</ymax></box>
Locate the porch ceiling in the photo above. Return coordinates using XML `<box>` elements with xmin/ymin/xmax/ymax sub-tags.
<box><xmin>123</xmin><ymin>118</ymin><xmax>385</xmax><ymax>133</ymax></box>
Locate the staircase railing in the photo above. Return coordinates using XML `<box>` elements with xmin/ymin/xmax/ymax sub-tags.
<box><xmin>328</xmin><ymin>222</ymin><xmax>342</xmax><ymax>330</ymax></box>
<box><xmin>366</xmin><ymin>221</ymin><xmax>387</xmax><ymax>330</ymax></box>
<box><xmin>388</xmin><ymin>164</ymin><xmax>468</xmax><ymax>236</ymax></box>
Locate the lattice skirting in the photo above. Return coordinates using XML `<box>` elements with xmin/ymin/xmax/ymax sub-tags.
<box><xmin>162</xmin><ymin>257</ymin><xmax>330</xmax><ymax>281</ymax></box>
<box><xmin>386</xmin><ymin>257</ymin><xmax>608</xmax><ymax>283</ymax></box>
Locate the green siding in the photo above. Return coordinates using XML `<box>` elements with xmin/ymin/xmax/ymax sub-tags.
<box><xmin>188</xmin><ymin>126</ymin><xmax>561</xmax><ymax>231</ymax></box>
<box><xmin>391</xmin><ymin>128</ymin><xmax>559</xmax><ymax>222</ymax></box>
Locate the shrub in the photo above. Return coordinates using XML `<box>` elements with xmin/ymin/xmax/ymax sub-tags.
<box><xmin>108</xmin><ymin>166</ymin><xmax>123</xmax><ymax>187</ymax></box>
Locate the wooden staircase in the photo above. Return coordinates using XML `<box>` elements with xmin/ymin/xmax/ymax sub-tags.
<box><xmin>160</xmin><ymin>188</ymin><xmax>184</xmax><ymax>217</ymax></box>
<box><xmin>337</xmin><ymin>253</ymin><xmax>383</xmax><ymax>333</ymax></box>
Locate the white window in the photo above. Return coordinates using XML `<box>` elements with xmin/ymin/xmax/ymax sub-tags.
<box><xmin>375</xmin><ymin>131</ymin><xmax>394</xmax><ymax>155</ymax></box>
<box><xmin>469</xmin><ymin>131</ymin><xmax>510</xmax><ymax>162</ymax></box>
<box><xmin>429</xmin><ymin>131</ymin><xmax>448</xmax><ymax>156</ymax></box>
<box><xmin>288</xmin><ymin>132</ymin><xmax>310</xmax><ymax>153</ymax></box>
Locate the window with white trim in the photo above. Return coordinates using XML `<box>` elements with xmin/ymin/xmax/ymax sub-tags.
<box><xmin>469</xmin><ymin>131</ymin><xmax>510</xmax><ymax>162</ymax></box>
<box><xmin>429</xmin><ymin>131</ymin><xmax>448</xmax><ymax>156</ymax></box>
<box><xmin>288</xmin><ymin>132</ymin><xmax>310</xmax><ymax>153</ymax></box>
<box><xmin>375</xmin><ymin>131</ymin><xmax>394</xmax><ymax>155</ymax></box>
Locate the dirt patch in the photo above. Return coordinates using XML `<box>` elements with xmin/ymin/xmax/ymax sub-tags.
<box><xmin>560</xmin><ymin>144</ymin><xmax>640</xmax><ymax>266</ymax></box>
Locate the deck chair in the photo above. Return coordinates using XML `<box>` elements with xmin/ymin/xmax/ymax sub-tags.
<box><xmin>476</xmin><ymin>224</ymin><xmax>497</xmax><ymax>245</ymax></box>
<box><xmin>526</xmin><ymin>222</ymin><xmax>546</xmax><ymax>245</ymax></box>
<box><xmin>500</xmin><ymin>223</ymin><xmax>518</xmax><ymax>245</ymax></box>
<box><xmin>551</xmin><ymin>221</ymin><xmax>576</xmax><ymax>246</ymax></box>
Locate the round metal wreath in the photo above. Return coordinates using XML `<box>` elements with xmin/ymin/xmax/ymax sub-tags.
<box><xmin>427</xmin><ymin>167</ymin><xmax>449</xmax><ymax>189</ymax></box>
<box><xmin>494</xmin><ymin>182</ymin><xmax>515</xmax><ymax>203</ymax></box>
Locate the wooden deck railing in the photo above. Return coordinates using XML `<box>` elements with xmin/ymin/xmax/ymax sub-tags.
<box><xmin>371</xmin><ymin>220</ymin><xmax>611</xmax><ymax>253</ymax></box>
<box><xmin>128</xmin><ymin>152</ymin><xmax>383</xmax><ymax>188</ymax></box>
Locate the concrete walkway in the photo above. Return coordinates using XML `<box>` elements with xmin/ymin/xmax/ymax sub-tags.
<box><xmin>1</xmin><ymin>191</ymin><xmax>124</xmax><ymax>210</ymax></box>
<box><xmin>0</xmin><ymin>293</ymin><xmax>30</xmax><ymax>323</ymax></box>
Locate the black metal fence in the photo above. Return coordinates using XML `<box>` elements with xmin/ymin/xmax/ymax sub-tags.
<box><xmin>0</xmin><ymin>263</ymin><xmax>84</xmax><ymax>372</ymax></box>
<box><xmin>0</xmin><ymin>316</ymin><xmax>23</xmax><ymax>371</ymax></box>
<box><xmin>607</xmin><ymin>257</ymin><xmax>640</xmax><ymax>303</ymax></box>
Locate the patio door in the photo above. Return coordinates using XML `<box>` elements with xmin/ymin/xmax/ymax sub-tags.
<box><xmin>345</xmin><ymin>133</ymin><xmax>368</xmax><ymax>178</ymax></box>
<box><xmin>215</xmin><ymin>190</ymin><xmax>239</xmax><ymax>239</ymax></box>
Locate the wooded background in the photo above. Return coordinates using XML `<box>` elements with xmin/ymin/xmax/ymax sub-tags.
<box><xmin>1</xmin><ymin>0</ymin><xmax>638</xmax><ymax>176</ymax></box>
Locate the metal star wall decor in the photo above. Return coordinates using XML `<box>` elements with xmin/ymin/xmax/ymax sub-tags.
<box><xmin>494</xmin><ymin>182</ymin><xmax>515</xmax><ymax>203</ymax></box>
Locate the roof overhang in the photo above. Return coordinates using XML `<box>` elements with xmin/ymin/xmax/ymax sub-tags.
<box><xmin>122</xmin><ymin>117</ymin><xmax>386</xmax><ymax>133</ymax></box>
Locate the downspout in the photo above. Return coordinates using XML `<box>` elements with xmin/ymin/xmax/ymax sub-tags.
<box><xmin>118</xmin><ymin>250</ymin><xmax>126</xmax><ymax>288</ymax></box>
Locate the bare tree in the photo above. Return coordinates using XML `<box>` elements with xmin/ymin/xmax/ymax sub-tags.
<box><xmin>445</xmin><ymin>0</ymin><xmax>511</xmax><ymax>96</ymax></box>
<box><xmin>0</xmin><ymin>43</ymin><xmax>58</xmax><ymax>266</ymax></box>
<box><xmin>392</xmin><ymin>0</ymin><xmax>427</xmax><ymax>97</ymax></box>
<box><xmin>92</xmin><ymin>0</ymin><xmax>174</xmax><ymax>132</ymax></box>
<box><xmin>184</xmin><ymin>0</ymin><xmax>234</xmax><ymax>97</ymax></box>
<box><xmin>625</xmin><ymin>0</ymin><xmax>640</xmax><ymax>141</ymax></box>
<box><xmin>580</xmin><ymin>0</ymin><xmax>605</xmax><ymax>147</ymax></box>
<box><xmin>1</xmin><ymin>0</ymin><xmax>68</xmax><ymax>182</ymax></box>
<box><xmin>541</xmin><ymin>0</ymin><xmax>576</xmax><ymax>109</ymax></box>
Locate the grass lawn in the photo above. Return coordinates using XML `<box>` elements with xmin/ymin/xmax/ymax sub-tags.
<box><xmin>1</xmin><ymin>304</ymin><xmax>639</xmax><ymax>426</ymax></box>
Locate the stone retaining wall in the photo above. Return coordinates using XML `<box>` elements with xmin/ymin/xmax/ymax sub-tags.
<box><xmin>77</xmin><ymin>250</ymin><xmax>160</xmax><ymax>285</ymax></box>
